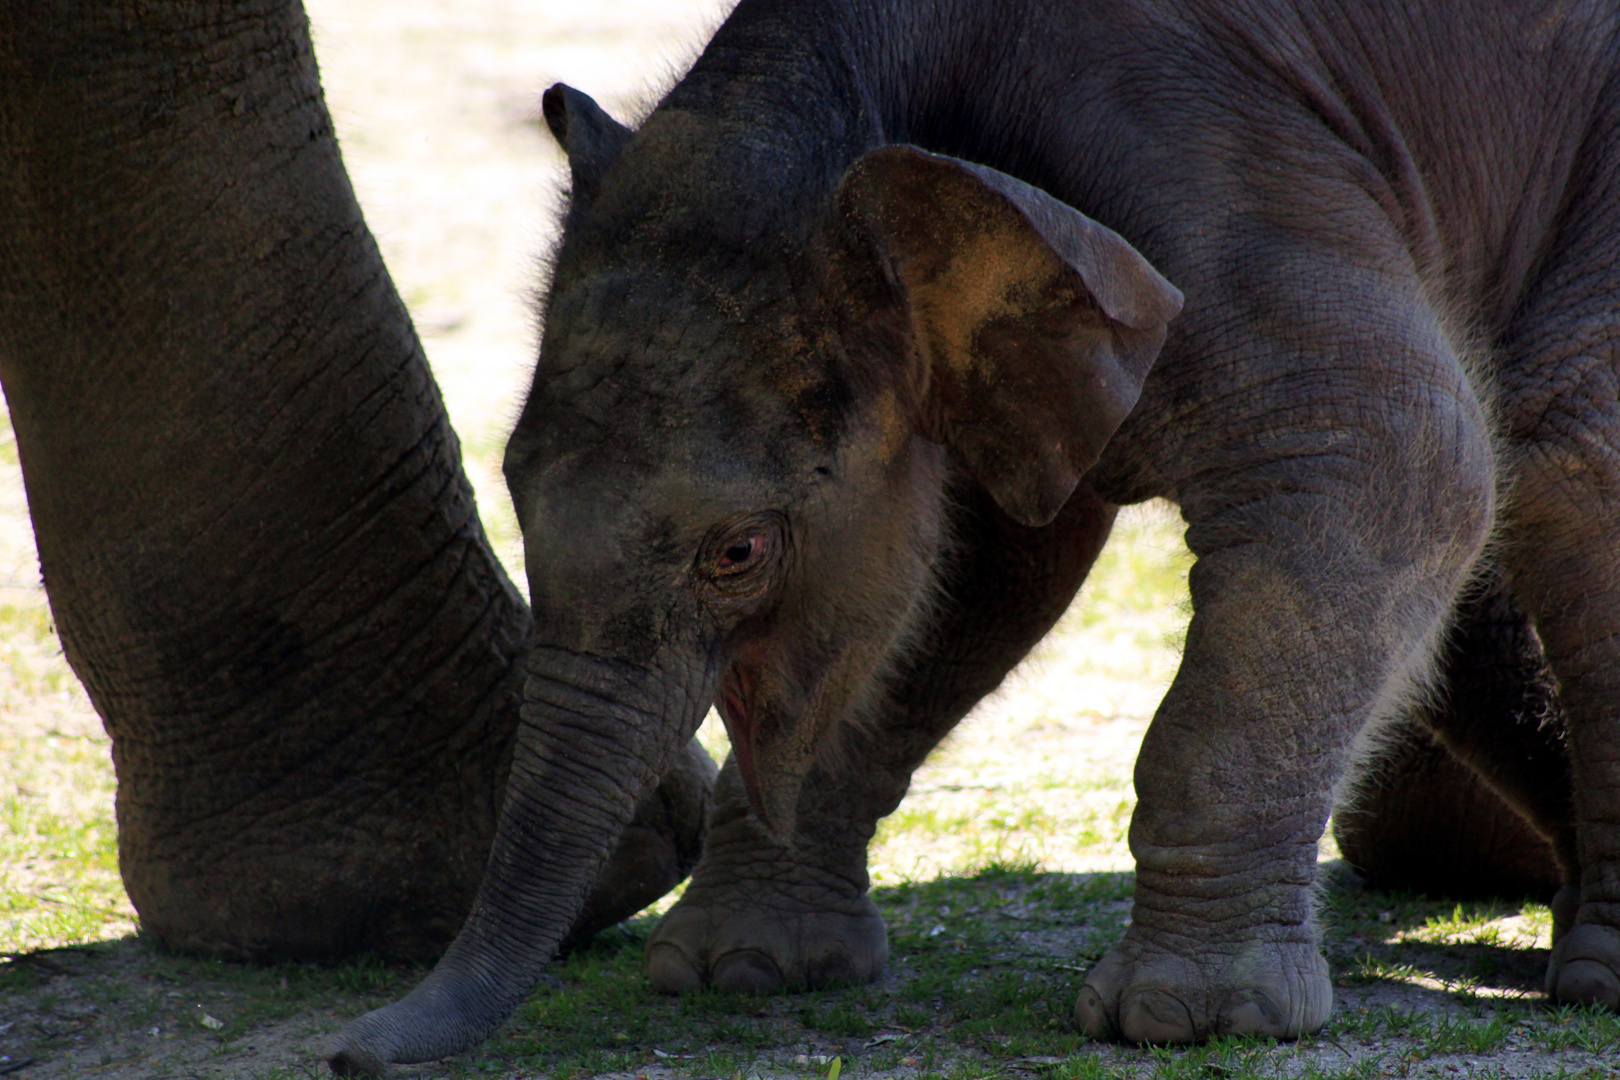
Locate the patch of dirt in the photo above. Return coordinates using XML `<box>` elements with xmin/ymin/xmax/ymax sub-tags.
<box><xmin>0</xmin><ymin>943</ymin><xmax>341</xmax><ymax>1079</ymax></box>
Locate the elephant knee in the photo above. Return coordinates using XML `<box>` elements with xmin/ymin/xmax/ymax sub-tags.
<box><xmin>1410</xmin><ymin>396</ymin><xmax>1498</xmax><ymax>579</ymax></box>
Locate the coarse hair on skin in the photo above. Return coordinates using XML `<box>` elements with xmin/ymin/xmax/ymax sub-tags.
<box><xmin>1325</xmin><ymin>297</ymin><xmax>1510</xmax><ymax>871</ymax></box>
<box><xmin>517</xmin><ymin>157</ymin><xmax>572</xmax><ymax>450</ymax></box>
<box><xmin>518</xmin><ymin>0</ymin><xmax>741</xmax><ymax>448</ymax></box>
<box><xmin>620</xmin><ymin>0</ymin><xmax>736</xmax><ymax>130</ymax></box>
<box><xmin>1316</xmin><ymin>589</ymin><xmax>1456</xmax><ymax>919</ymax></box>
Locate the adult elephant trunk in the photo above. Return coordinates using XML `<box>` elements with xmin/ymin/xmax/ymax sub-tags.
<box><xmin>330</xmin><ymin>645</ymin><xmax>717</xmax><ymax>1074</ymax></box>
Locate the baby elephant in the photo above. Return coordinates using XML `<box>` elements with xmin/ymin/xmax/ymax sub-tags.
<box><xmin>333</xmin><ymin>0</ymin><xmax>1620</xmax><ymax>1069</ymax></box>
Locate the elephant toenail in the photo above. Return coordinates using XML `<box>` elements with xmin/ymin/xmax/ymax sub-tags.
<box><xmin>1216</xmin><ymin>991</ymin><xmax>1284</xmax><ymax>1037</ymax></box>
<box><xmin>645</xmin><ymin>942</ymin><xmax>704</xmax><ymax>995</ymax></box>
<box><xmin>1120</xmin><ymin>989</ymin><xmax>1197</xmax><ymax>1044</ymax></box>
<box><xmin>1555</xmin><ymin>959</ymin><xmax>1620</xmax><ymax>1010</ymax></box>
<box><xmin>711</xmin><ymin>949</ymin><xmax>784</xmax><ymax>994</ymax></box>
<box><xmin>1073</xmin><ymin>984</ymin><xmax>1114</xmax><ymax>1039</ymax></box>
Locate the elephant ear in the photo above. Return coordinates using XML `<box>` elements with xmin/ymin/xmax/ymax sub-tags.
<box><xmin>542</xmin><ymin>83</ymin><xmax>632</xmax><ymax>206</ymax></box>
<box><xmin>836</xmin><ymin>145</ymin><xmax>1183</xmax><ymax>527</ymax></box>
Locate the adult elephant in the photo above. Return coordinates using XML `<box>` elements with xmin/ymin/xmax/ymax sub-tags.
<box><xmin>0</xmin><ymin>2</ymin><xmax>714</xmax><ymax>962</ymax></box>
<box><xmin>332</xmin><ymin>0</ymin><xmax>1620</xmax><ymax>1070</ymax></box>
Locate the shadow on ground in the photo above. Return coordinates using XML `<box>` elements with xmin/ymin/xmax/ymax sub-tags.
<box><xmin>2</xmin><ymin>864</ymin><xmax>1617</xmax><ymax>1079</ymax></box>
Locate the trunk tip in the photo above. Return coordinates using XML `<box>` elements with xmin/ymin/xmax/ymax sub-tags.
<box><xmin>328</xmin><ymin>1044</ymin><xmax>388</xmax><ymax>1077</ymax></box>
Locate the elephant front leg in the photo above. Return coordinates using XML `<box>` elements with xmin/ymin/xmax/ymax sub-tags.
<box><xmin>647</xmin><ymin>478</ymin><xmax>1116</xmax><ymax>994</ymax></box>
<box><xmin>1079</xmin><ymin>398</ymin><xmax>1495</xmax><ymax>1041</ymax></box>
<box><xmin>645</xmin><ymin>753</ymin><xmax>895</xmax><ymax>993</ymax></box>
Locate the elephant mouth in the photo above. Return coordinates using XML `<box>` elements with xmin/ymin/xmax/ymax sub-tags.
<box><xmin>716</xmin><ymin>664</ymin><xmax>773</xmax><ymax>830</ymax></box>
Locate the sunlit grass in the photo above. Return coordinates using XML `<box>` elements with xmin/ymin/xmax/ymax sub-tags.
<box><xmin>1059</xmin><ymin>503</ymin><xmax>1194</xmax><ymax>643</ymax></box>
<box><xmin>0</xmin><ymin>598</ymin><xmax>135</xmax><ymax>958</ymax></box>
<box><xmin>1400</xmin><ymin>901</ymin><xmax>1551</xmax><ymax>951</ymax></box>
<box><xmin>868</xmin><ymin>501</ymin><xmax>1190</xmax><ymax>886</ymax></box>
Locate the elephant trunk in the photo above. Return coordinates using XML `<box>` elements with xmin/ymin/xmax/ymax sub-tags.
<box><xmin>329</xmin><ymin>646</ymin><xmax>712</xmax><ymax>1074</ymax></box>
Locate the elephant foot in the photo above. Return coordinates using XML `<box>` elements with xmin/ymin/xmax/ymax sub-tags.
<box><xmin>646</xmin><ymin>892</ymin><xmax>887</xmax><ymax>994</ymax></box>
<box><xmin>644</xmin><ymin>816</ymin><xmax>886</xmax><ymax>994</ymax></box>
<box><xmin>1547</xmin><ymin>922</ymin><xmax>1620</xmax><ymax>1009</ymax></box>
<box><xmin>1075</xmin><ymin>926</ymin><xmax>1331</xmax><ymax>1043</ymax></box>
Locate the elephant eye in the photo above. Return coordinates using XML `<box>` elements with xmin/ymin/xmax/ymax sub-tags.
<box><xmin>717</xmin><ymin>535</ymin><xmax>764</xmax><ymax>572</ymax></box>
<box><xmin>700</xmin><ymin>515</ymin><xmax>783</xmax><ymax>590</ymax></box>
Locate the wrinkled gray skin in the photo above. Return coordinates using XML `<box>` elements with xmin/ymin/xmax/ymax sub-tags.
<box><xmin>0</xmin><ymin>1</ymin><xmax>714</xmax><ymax>966</ymax></box>
<box><xmin>333</xmin><ymin>0</ymin><xmax>1620</xmax><ymax>1070</ymax></box>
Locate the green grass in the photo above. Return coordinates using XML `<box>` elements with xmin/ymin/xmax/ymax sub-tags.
<box><xmin>379</xmin><ymin>859</ymin><xmax>1595</xmax><ymax>1079</ymax></box>
<box><xmin>468</xmin><ymin>862</ymin><xmax>1124</xmax><ymax>1077</ymax></box>
<box><xmin>864</xmin><ymin>505</ymin><xmax>1189</xmax><ymax>891</ymax></box>
<box><xmin>0</xmin><ymin>597</ymin><xmax>132</xmax><ymax>959</ymax></box>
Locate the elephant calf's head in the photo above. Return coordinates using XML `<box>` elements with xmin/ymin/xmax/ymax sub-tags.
<box><xmin>506</xmin><ymin>85</ymin><xmax>1183</xmax><ymax>839</ymax></box>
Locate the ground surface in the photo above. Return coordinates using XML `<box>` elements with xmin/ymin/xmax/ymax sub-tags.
<box><xmin>1</xmin><ymin>2</ymin><xmax>1614</xmax><ymax>1078</ymax></box>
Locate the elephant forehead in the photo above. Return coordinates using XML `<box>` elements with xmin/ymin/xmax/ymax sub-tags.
<box><xmin>523</xmin><ymin>445</ymin><xmax>790</xmax><ymax>551</ymax></box>
<box><xmin>538</xmin><ymin>261</ymin><xmax>758</xmax><ymax>375</ymax></box>
<box><xmin>535</xmin><ymin>253</ymin><xmax>847</xmax><ymax>426</ymax></box>
<box><xmin>520</xmin><ymin>361</ymin><xmax>830</xmax><ymax>490</ymax></box>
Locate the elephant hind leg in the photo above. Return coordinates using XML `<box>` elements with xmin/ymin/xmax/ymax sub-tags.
<box><xmin>1496</xmin><ymin>120</ymin><xmax>1620</xmax><ymax>1007</ymax></box>
<box><xmin>1333</xmin><ymin>718</ymin><xmax>1564</xmax><ymax>904</ymax></box>
<box><xmin>1333</xmin><ymin>569</ymin><xmax>1571</xmax><ymax>908</ymax></box>
<box><xmin>1501</xmin><ymin>424</ymin><xmax>1620</xmax><ymax>1006</ymax></box>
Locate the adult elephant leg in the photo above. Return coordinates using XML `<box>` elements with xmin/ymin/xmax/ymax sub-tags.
<box><xmin>1076</xmin><ymin>275</ymin><xmax>1495</xmax><ymax>1043</ymax></box>
<box><xmin>647</xmin><ymin>477</ymin><xmax>1115</xmax><ymax>994</ymax></box>
<box><xmin>0</xmin><ymin>0</ymin><xmax>707</xmax><ymax>963</ymax></box>
<box><xmin>1334</xmin><ymin>571</ymin><xmax>1569</xmax><ymax>906</ymax></box>
<box><xmin>1496</xmin><ymin>116</ymin><xmax>1620</xmax><ymax>1009</ymax></box>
